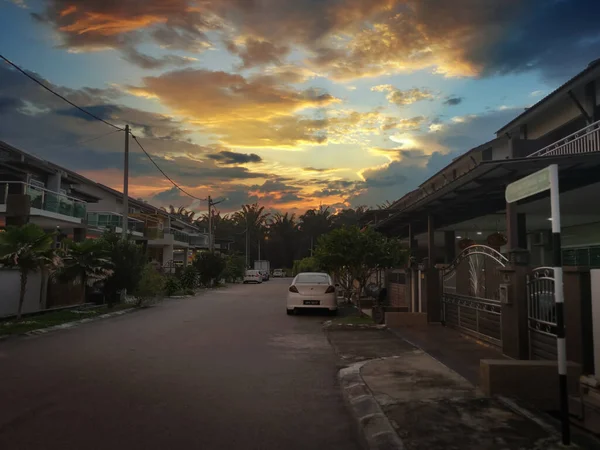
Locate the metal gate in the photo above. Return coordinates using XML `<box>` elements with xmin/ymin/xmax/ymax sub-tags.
<box><xmin>441</xmin><ymin>245</ymin><xmax>507</xmax><ymax>346</ymax></box>
<box><xmin>527</xmin><ymin>267</ymin><xmax>557</xmax><ymax>360</ymax></box>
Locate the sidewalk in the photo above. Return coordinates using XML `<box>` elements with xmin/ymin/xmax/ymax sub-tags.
<box><xmin>327</xmin><ymin>328</ymin><xmax>597</xmax><ymax>450</ymax></box>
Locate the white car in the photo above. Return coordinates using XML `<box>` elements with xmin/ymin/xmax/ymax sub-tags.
<box><xmin>243</xmin><ymin>269</ymin><xmax>263</xmax><ymax>284</ymax></box>
<box><xmin>287</xmin><ymin>272</ymin><xmax>337</xmax><ymax>315</ymax></box>
<box><xmin>273</xmin><ymin>269</ymin><xmax>284</xmax><ymax>278</ymax></box>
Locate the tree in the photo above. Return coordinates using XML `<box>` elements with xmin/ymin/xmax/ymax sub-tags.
<box><xmin>135</xmin><ymin>264</ymin><xmax>166</xmax><ymax>306</ymax></box>
<box><xmin>101</xmin><ymin>232</ymin><xmax>146</xmax><ymax>305</ymax></box>
<box><xmin>222</xmin><ymin>253</ymin><xmax>245</xmax><ymax>282</ymax></box>
<box><xmin>292</xmin><ymin>257</ymin><xmax>321</xmax><ymax>275</ymax></box>
<box><xmin>0</xmin><ymin>224</ymin><xmax>59</xmax><ymax>319</ymax></box>
<box><xmin>267</xmin><ymin>213</ymin><xmax>298</xmax><ymax>269</ymax></box>
<box><xmin>331</xmin><ymin>206</ymin><xmax>367</xmax><ymax>228</ymax></box>
<box><xmin>299</xmin><ymin>205</ymin><xmax>332</xmax><ymax>257</ymax></box>
<box><xmin>314</xmin><ymin>226</ymin><xmax>407</xmax><ymax>309</ymax></box>
<box><xmin>56</xmin><ymin>239</ymin><xmax>114</xmax><ymax>303</ymax></box>
<box><xmin>193</xmin><ymin>252</ymin><xmax>226</xmax><ymax>286</ymax></box>
<box><xmin>232</xmin><ymin>203</ymin><xmax>270</xmax><ymax>262</ymax></box>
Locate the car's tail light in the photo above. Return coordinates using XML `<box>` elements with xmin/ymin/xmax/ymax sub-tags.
<box><xmin>325</xmin><ymin>285</ymin><xmax>335</xmax><ymax>293</ymax></box>
<box><xmin>289</xmin><ymin>285</ymin><xmax>299</xmax><ymax>293</ymax></box>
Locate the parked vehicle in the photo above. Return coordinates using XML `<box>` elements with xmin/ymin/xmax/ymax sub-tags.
<box><xmin>254</xmin><ymin>260</ymin><xmax>270</xmax><ymax>276</ymax></box>
<box><xmin>273</xmin><ymin>269</ymin><xmax>284</xmax><ymax>277</ymax></box>
<box><xmin>243</xmin><ymin>269</ymin><xmax>263</xmax><ymax>284</ymax></box>
<box><xmin>259</xmin><ymin>270</ymin><xmax>269</xmax><ymax>281</ymax></box>
<box><xmin>286</xmin><ymin>272</ymin><xmax>337</xmax><ymax>315</ymax></box>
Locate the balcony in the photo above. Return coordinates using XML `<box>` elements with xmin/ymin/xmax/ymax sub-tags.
<box><xmin>528</xmin><ymin>119</ymin><xmax>600</xmax><ymax>158</ymax></box>
<box><xmin>145</xmin><ymin>226</ymin><xmax>165</xmax><ymax>240</ymax></box>
<box><xmin>0</xmin><ymin>181</ymin><xmax>87</xmax><ymax>224</ymax></box>
<box><xmin>87</xmin><ymin>212</ymin><xmax>145</xmax><ymax>236</ymax></box>
<box><xmin>167</xmin><ymin>228</ymin><xmax>191</xmax><ymax>245</ymax></box>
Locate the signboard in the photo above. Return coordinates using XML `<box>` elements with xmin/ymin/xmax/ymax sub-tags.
<box><xmin>505</xmin><ymin>166</ymin><xmax>551</xmax><ymax>203</ymax></box>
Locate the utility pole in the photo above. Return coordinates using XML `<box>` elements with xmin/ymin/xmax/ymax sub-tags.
<box><xmin>122</xmin><ymin>124</ymin><xmax>129</xmax><ymax>240</ymax></box>
<box><xmin>245</xmin><ymin>217</ymin><xmax>249</xmax><ymax>268</ymax></box>
<box><xmin>208</xmin><ymin>195</ymin><xmax>213</xmax><ymax>252</ymax></box>
<box><xmin>258</xmin><ymin>238</ymin><xmax>261</xmax><ymax>260</ymax></box>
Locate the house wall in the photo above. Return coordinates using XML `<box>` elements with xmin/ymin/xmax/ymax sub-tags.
<box><xmin>526</xmin><ymin>99</ymin><xmax>582</xmax><ymax>140</ymax></box>
<box><xmin>0</xmin><ymin>270</ymin><xmax>46</xmax><ymax>317</ymax></box>
<box><xmin>562</xmin><ymin>223</ymin><xmax>600</xmax><ymax>248</ymax></box>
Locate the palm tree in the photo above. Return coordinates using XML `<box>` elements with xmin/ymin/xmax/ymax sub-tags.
<box><xmin>268</xmin><ymin>213</ymin><xmax>298</xmax><ymax>268</ymax></box>
<box><xmin>56</xmin><ymin>239</ymin><xmax>114</xmax><ymax>303</ymax></box>
<box><xmin>233</xmin><ymin>203</ymin><xmax>270</xmax><ymax>263</ymax></box>
<box><xmin>0</xmin><ymin>224</ymin><xmax>59</xmax><ymax>319</ymax></box>
<box><xmin>331</xmin><ymin>206</ymin><xmax>368</xmax><ymax>228</ymax></box>
<box><xmin>299</xmin><ymin>205</ymin><xmax>332</xmax><ymax>256</ymax></box>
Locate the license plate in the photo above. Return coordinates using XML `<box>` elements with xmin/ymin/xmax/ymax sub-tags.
<box><xmin>303</xmin><ymin>300</ymin><xmax>320</xmax><ymax>305</ymax></box>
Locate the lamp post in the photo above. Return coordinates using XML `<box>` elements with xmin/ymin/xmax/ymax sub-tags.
<box><xmin>207</xmin><ymin>196</ymin><xmax>226</xmax><ymax>252</ymax></box>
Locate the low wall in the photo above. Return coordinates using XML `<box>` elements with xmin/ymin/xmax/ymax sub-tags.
<box><xmin>480</xmin><ymin>359</ymin><xmax>581</xmax><ymax>411</ymax></box>
<box><xmin>385</xmin><ymin>312</ymin><xmax>428</xmax><ymax>327</ymax></box>
<box><xmin>0</xmin><ymin>269</ymin><xmax>46</xmax><ymax>317</ymax></box>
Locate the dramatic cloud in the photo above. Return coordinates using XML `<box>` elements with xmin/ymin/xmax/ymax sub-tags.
<box><xmin>443</xmin><ymin>96</ymin><xmax>463</xmax><ymax>106</ymax></box>
<box><xmin>208</xmin><ymin>151</ymin><xmax>262</xmax><ymax>164</ymax></box>
<box><xmin>226</xmin><ymin>38</ymin><xmax>290</xmax><ymax>69</ymax></box>
<box><xmin>371</xmin><ymin>85</ymin><xmax>435</xmax><ymax>106</ymax></box>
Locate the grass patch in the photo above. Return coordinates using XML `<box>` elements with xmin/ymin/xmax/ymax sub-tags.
<box><xmin>0</xmin><ymin>304</ymin><xmax>132</xmax><ymax>336</ymax></box>
<box><xmin>331</xmin><ymin>315</ymin><xmax>375</xmax><ymax>325</ymax></box>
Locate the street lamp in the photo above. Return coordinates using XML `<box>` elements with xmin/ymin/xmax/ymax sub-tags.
<box><xmin>207</xmin><ymin>195</ymin><xmax>227</xmax><ymax>252</ymax></box>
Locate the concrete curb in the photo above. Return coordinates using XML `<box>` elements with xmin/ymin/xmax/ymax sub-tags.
<box><xmin>324</xmin><ymin>321</ymin><xmax>387</xmax><ymax>331</ymax></box>
<box><xmin>0</xmin><ymin>308</ymin><xmax>136</xmax><ymax>342</ymax></box>
<box><xmin>339</xmin><ymin>360</ymin><xmax>405</xmax><ymax>450</ymax></box>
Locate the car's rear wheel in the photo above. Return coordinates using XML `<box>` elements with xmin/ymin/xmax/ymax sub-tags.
<box><xmin>286</xmin><ymin>309</ymin><xmax>294</xmax><ymax>315</ymax></box>
<box><xmin>329</xmin><ymin>309</ymin><xmax>338</xmax><ymax>316</ymax></box>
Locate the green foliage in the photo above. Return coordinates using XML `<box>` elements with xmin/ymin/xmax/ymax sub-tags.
<box><xmin>179</xmin><ymin>265</ymin><xmax>199</xmax><ymax>289</ymax></box>
<box><xmin>222</xmin><ymin>253</ymin><xmax>245</xmax><ymax>282</ymax></box>
<box><xmin>314</xmin><ymin>226</ymin><xmax>407</xmax><ymax>305</ymax></box>
<box><xmin>292</xmin><ymin>257</ymin><xmax>321</xmax><ymax>275</ymax></box>
<box><xmin>100</xmin><ymin>232</ymin><xmax>146</xmax><ymax>304</ymax></box>
<box><xmin>135</xmin><ymin>264</ymin><xmax>166</xmax><ymax>306</ymax></box>
<box><xmin>164</xmin><ymin>276</ymin><xmax>181</xmax><ymax>296</ymax></box>
<box><xmin>56</xmin><ymin>239</ymin><xmax>113</xmax><ymax>289</ymax></box>
<box><xmin>0</xmin><ymin>224</ymin><xmax>58</xmax><ymax>318</ymax></box>
<box><xmin>193</xmin><ymin>251</ymin><xmax>226</xmax><ymax>286</ymax></box>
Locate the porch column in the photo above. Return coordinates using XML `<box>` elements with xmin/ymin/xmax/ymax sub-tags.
<box><xmin>46</xmin><ymin>172</ymin><xmax>62</xmax><ymax>193</ymax></box>
<box><xmin>444</xmin><ymin>230</ymin><xmax>456</xmax><ymax>263</ymax></box>
<box><xmin>425</xmin><ymin>214</ymin><xmax>441</xmax><ymax>322</ymax></box>
<box><xmin>498</xmin><ymin>265</ymin><xmax>529</xmax><ymax>359</ymax></box>
<box><xmin>408</xmin><ymin>223</ymin><xmax>417</xmax><ymax>312</ymax></box>
<box><xmin>183</xmin><ymin>248</ymin><xmax>190</xmax><ymax>267</ymax></box>
<box><xmin>585</xmin><ymin>81</ymin><xmax>599</xmax><ymax>123</ymax></box>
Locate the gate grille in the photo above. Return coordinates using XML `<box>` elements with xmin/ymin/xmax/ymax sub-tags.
<box><xmin>527</xmin><ymin>267</ymin><xmax>557</xmax><ymax>360</ymax></box>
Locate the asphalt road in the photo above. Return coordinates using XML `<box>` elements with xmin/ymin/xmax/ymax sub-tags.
<box><xmin>0</xmin><ymin>279</ymin><xmax>360</xmax><ymax>450</ymax></box>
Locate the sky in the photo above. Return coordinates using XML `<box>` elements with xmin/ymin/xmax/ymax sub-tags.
<box><xmin>0</xmin><ymin>0</ymin><xmax>599</xmax><ymax>215</ymax></box>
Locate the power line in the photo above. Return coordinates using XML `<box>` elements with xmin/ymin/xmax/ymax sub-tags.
<box><xmin>131</xmin><ymin>135</ymin><xmax>207</xmax><ymax>202</ymax></box>
<box><xmin>0</xmin><ymin>54</ymin><xmax>124</xmax><ymax>132</ymax></box>
<box><xmin>2</xmin><ymin>53</ymin><xmax>207</xmax><ymax>203</ymax></box>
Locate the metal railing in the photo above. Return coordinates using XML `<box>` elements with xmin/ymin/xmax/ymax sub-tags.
<box><xmin>0</xmin><ymin>181</ymin><xmax>87</xmax><ymax>219</ymax></box>
<box><xmin>87</xmin><ymin>212</ymin><xmax>145</xmax><ymax>234</ymax></box>
<box><xmin>145</xmin><ymin>226</ymin><xmax>165</xmax><ymax>240</ymax></box>
<box><xmin>528</xmin><ymin>119</ymin><xmax>600</xmax><ymax>157</ymax></box>
<box><xmin>167</xmin><ymin>228</ymin><xmax>191</xmax><ymax>244</ymax></box>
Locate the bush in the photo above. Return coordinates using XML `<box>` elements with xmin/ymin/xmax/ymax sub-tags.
<box><xmin>164</xmin><ymin>276</ymin><xmax>181</xmax><ymax>296</ymax></box>
<box><xmin>193</xmin><ymin>252</ymin><xmax>226</xmax><ymax>286</ymax></box>
<box><xmin>135</xmin><ymin>264</ymin><xmax>165</xmax><ymax>306</ymax></box>
<box><xmin>179</xmin><ymin>265</ymin><xmax>199</xmax><ymax>290</ymax></box>
<box><xmin>222</xmin><ymin>254</ymin><xmax>245</xmax><ymax>282</ymax></box>
<box><xmin>292</xmin><ymin>257</ymin><xmax>320</xmax><ymax>275</ymax></box>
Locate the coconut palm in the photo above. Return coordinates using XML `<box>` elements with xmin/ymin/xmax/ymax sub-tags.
<box><xmin>299</xmin><ymin>205</ymin><xmax>333</xmax><ymax>256</ymax></box>
<box><xmin>0</xmin><ymin>224</ymin><xmax>59</xmax><ymax>319</ymax></box>
<box><xmin>56</xmin><ymin>239</ymin><xmax>114</xmax><ymax>303</ymax></box>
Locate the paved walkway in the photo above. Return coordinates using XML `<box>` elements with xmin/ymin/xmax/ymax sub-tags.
<box><xmin>328</xmin><ymin>328</ymin><xmax>598</xmax><ymax>449</ymax></box>
<box><xmin>388</xmin><ymin>324</ymin><xmax>506</xmax><ymax>386</ymax></box>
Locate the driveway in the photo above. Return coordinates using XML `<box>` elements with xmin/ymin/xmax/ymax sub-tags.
<box><xmin>0</xmin><ymin>279</ymin><xmax>359</xmax><ymax>450</ymax></box>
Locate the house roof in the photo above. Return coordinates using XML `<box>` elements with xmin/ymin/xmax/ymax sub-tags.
<box><xmin>376</xmin><ymin>152</ymin><xmax>600</xmax><ymax>236</ymax></box>
<box><xmin>495</xmin><ymin>58</ymin><xmax>600</xmax><ymax>135</ymax></box>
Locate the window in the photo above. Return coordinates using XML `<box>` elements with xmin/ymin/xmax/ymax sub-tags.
<box><xmin>296</xmin><ymin>273</ymin><xmax>329</xmax><ymax>284</ymax></box>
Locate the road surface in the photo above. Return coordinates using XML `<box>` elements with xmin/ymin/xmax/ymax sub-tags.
<box><xmin>0</xmin><ymin>279</ymin><xmax>359</xmax><ymax>450</ymax></box>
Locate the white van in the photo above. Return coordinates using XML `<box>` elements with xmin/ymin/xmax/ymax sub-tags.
<box><xmin>243</xmin><ymin>269</ymin><xmax>263</xmax><ymax>284</ymax></box>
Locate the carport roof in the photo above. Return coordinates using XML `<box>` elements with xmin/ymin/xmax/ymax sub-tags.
<box><xmin>376</xmin><ymin>153</ymin><xmax>600</xmax><ymax>237</ymax></box>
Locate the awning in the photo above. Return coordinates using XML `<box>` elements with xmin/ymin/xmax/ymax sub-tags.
<box><xmin>376</xmin><ymin>152</ymin><xmax>600</xmax><ymax>237</ymax></box>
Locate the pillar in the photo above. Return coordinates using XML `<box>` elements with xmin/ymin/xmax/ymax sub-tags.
<box><xmin>444</xmin><ymin>230</ymin><xmax>456</xmax><ymax>263</ymax></box>
<box><xmin>498</xmin><ymin>264</ymin><xmax>529</xmax><ymax>359</ymax></box>
<box><xmin>585</xmin><ymin>80</ymin><xmax>598</xmax><ymax>123</ymax></box>
<box><xmin>73</xmin><ymin>227</ymin><xmax>86</xmax><ymax>242</ymax></box>
<box><xmin>425</xmin><ymin>215</ymin><xmax>441</xmax><ymax>322</ymax></box>
<box><xmin>183</xmin><ymin>248</ymin><xmax>190</xmax><ymax>267</ymax></box>
<box><xmin>163</xmin><ymin>244</ymin><xmax>174</xmax><ymax>265</ymax></box>
<box><xmin>408</xmin><ymin>223</ymin><xmax>417</xmax><ymax>312</ymax></box>
<box><xmin>46</xmin><ymin>172</ymin><xmax>62</xmax><ymax>193</ymax></box>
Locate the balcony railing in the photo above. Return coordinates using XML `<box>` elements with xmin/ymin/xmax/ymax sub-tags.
<box><xmin>87</xmin><ymin>212</ymin><xmax>145</xmax><ymax>234</ymax></box>
<box><xmin>528</xmin><ymin>119</ymin><xmax>600</xmax><ymax>158</ymax></box>
<box><xmin>0</xmin><ymin>181</ymin><xmax>87</xmax><ymax>219</ymax></box>
<box><xmin>146</xmin><ymin>226</ymin><xmax>165</xmax><ymax>240</ymax></box>
<box><xmin>167</xmin><ymin>228</ymin><xmax>191</xmax><ymax>244</ymax></box>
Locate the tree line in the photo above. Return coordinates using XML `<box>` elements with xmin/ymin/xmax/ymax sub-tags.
<box><xmin>162</xmin><ymin>202</ymin><xmax>388</xmax><ymax>270</ymax></box>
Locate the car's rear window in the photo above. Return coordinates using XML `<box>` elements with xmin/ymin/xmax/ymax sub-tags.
<box><xmin>246</xmin><ymin>270</ymin><xmax>259</xmax><ymax>275</ymax></box>
<box><xmin>296</xmin><ymin>274</ymin><xmax>329</xmax><ymax>284</ymax></box>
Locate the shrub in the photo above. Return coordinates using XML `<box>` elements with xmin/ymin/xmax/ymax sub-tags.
<box><xmin>101</xmin><ymin>232</ymin><xmax>146</xmax><ymax>305</ymax></box>
<box><xmin>164</xmin><ymin>276</ymin><xmax>181</xmax><ymax>296</ymax></box>
<box><xmin>222</xmin><ymin>254</ymin><xmax>245</xmax><ymax>282</ymax></box>
<box><xmin>179</xmin><ymin>265</ymin><xmax>198</xmax><ymax>290</ymax></box>
<box><xmin>193</xmin><ymin>252</ymin><xmax>226</xmax><ymax>286</ymax></box>
<box><xmin>292</xmin><ymin>257</ymin><xmax>320</xmax><ymax>275</ymax></box>
<box><xmin>135</xmin><ymin>264</ymin><xmax>165</xmax><ymax>306</ymax></box>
